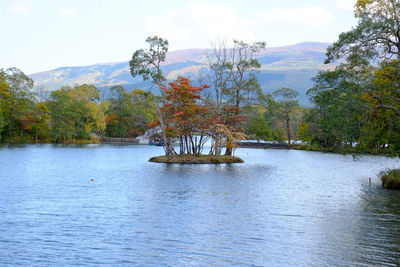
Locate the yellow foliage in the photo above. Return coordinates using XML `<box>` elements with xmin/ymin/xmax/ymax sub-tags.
<box><xmin>86</xmin><ymin>102</ymin><xmax>107</xmax><ymax>132</ymax></box>
<box><xmin>215</xmin><ymin>124</ymin><xmax>248</xmax><ymax>152</ymax></box>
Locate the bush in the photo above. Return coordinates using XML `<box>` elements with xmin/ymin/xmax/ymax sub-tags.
<box><xmin>380</xmin><ymin>169</ymin><xmax>400</xmax><ymax>189</ymax></box>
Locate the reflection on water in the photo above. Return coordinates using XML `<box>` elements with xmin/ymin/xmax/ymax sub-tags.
<box><xmin>0</xmin><ymin>144</ymin><xmax>399</xmax><ymax>266</ymax></box>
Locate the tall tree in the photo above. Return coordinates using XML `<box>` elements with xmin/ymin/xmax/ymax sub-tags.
<box><xmin>105</xmin><ymin>86</ymin><xmax>131</xmax><ymax>137</ymax></box>
<box><xmin>306</xmin><ymin>68</ymin><xmax>366</xmax><ymax>148</ymax></box>
<box><xmin>326</xmin><ymin>0</ymin><xmax>400</xmax><ymax>62</ymax></box>
<box><xmin>321</xmin><ymin>0</ymin><xmax>400</xmax><ymax>154</ymax></box>
<box><xmin>229</xmin><ymin>40</ymin><xmax>266</xmax><ymax>108</ymax></box>
<box><xmin>48</xmin><ymin>89</ymin><xmax>75</xmax><ymax>142</ymax></box>
<box><xmin>272</xmin><ymin>87</ymin><xmax>300</xmax><ymax>147</ymax></box>
<box><xmin>0</xmin><ymin>68</ymin><xmax>34</xmax><ymax>141</ymax></box>
<box><xmin>129</xmin><ymin>36</ymin><xmax>168</xmax><ymax>87</ymax></box>
<box><xmin>206</xmin><ymin>39</ymin><xmax>231</xmax><ymax>110</ymax></box>
<box><xmin>0</xmin><ymin>111</ymin><xmax>3</xmax><ymax>141</ymax></box>
<box><xmin>205</xmin><ymin>39</ymin><xmax>265</xmax><ymax>155</ymax></box>
<box><xmin>361</xmin><ymin>60</ymin><xmax>400</xmax><ymax>154</ymax></box>
<box><xmin>30</xmin><ymin>103</ymin><xmax>51</xmax><ymax>142</ymax></box>
<box><xmin>0</xmin><ymin>71</ymin><xmax>8</xmax><ymax>141</ymax></box>
<box><xmin>129</xmin><ymin>36</ymin><xmax>175</xmax><ymax>155</ymax></box>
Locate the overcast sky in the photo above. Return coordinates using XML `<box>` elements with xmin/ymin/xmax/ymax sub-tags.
<box><xmin>1</xmin><ymin>0</ymin><xmax>358</xmax><ymax>74</ymax></box>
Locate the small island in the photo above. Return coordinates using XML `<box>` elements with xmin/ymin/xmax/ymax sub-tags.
<box><xmin>130</xmin><ymin>39</ymin><xmax>254</xmax><ymax>164</ymax></box>
<box><xmin>149</xmin><ymin>154</ymin><xmax>244</xmax><ymax>164</ymax></box>
<box><xmin>140</xmin><ymin>76</ymin><xmax>246</xmax><ymax>164</ymax></box>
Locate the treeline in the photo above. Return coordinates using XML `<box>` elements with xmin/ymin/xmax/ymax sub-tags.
<box><xmin>301</xmin><ymin>0</ymin><xmax>400</xmax><ymax>156</ymax></box>
<box><xmin>301</xmin><ymin>59</ymin><xmax>400</xmax><ymax>155</ymax></box>
<box><xmin>245</xmin><ymin>0</ymin><xmax>400</xmax><ymax>156</ymax></box>
<box><xmin>244</xmin><ymin>87</ymin><xmax>304</xmax><ymax>146</ymax></box>
<box><xmin>244</xmin><ymin>59</ymin><xmax>400</xmax><ymax>155</ymax></box>
<box><xmin>0</xmin><ymin>68</ymin><xmax>156</xmax><ymax>143</ymax></box>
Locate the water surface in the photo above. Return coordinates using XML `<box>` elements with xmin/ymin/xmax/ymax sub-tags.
<box><xmin>0</xmin><ymin>144</ymin><xmax>400</xmax><ymax>266</ymax></box>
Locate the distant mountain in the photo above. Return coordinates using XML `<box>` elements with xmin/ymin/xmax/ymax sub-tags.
<box><xmin>30</xmin><ymin>42</ymin><xmax>334</xmax><ymax>106</ymax></box>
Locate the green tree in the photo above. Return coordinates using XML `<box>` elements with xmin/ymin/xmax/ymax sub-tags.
<box><xmin>272</xmin><ymin>87</ymin><xmax>300</xmax><ymax>147</ymax></box>
<box><xmin>296</xmin><ymin>122</ymin><xmax>310</xmax><ymax>143</ymax></box>
<box><xmin>307</xmin><ymin>68</ymin><xmax>366</xmax><ymax>148</ymax></box>
<box><xmin>0</xmin><ymin>110</ymin><xmax>4</xmax><ymax>141</ymax></box>
<box><xmin>129</xmin><ymin>36</ymin><xmax>168</xmax><ymax>86</ymax></box>
<box><xmin>105</xmin><ymin>86</ymin><xmax>131</xmax><ymax>137</ymax></box>
<box><xmin>105</xmin><ymin>86</ymin><xmax>155</xmax><ymax>137</ymax></box>
<box><xmin>326</xmin><ymin>0</ymin><xmax>400</xmax><ymax>63</ymax></box>
<box><xmin>48</xmin><ymin>88</ymin><xmax>76</xmax><ymax>142</ymax></box>
<box><xmin>228</xmin><ymin>40</ymin><xmax>266</xmax><ymax>108</ymax></box>
<box><xmin>360</xmin><ymin>60</ymin><xmax>400</xmax><ymax>155</ymax></box>
<box><xmin>0</xmin><ymin>72</ymin><xmax>8</xmax><ymax>141</ymax></box>
<box><xmin>0</xmin><ymin>68</ymin><xmax>34</xmax><ymax>142</ymax></box>
<box><xmin>129</xmin><ymin>36</ymin><xmax>175</xmax><ymax>155</ymax></box>
<box><xmin>130</xmin><ymin>89</ymin><xmax>156</xmax><ymax>134</ymax></box>
<box><xmin>47</xmin><ymin>84</ymin><xmax>106</xmax><ymax>142</ymax></box>
<box><xmin>320</xmin><ymin>0</ymin><xmax>400</xmax><ymax>154</ymax></box>
<box><xmin>31</xmin><ymin>103</ymin><xmax>51</xmax><ymax>142</ymax></box>
<box><xmin>246</xmin><ymin>116</ymin><xmax>271</xmax><ymax>141</ymax></box>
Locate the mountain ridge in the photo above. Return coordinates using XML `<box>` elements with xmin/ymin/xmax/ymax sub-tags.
<box><xmin>29</xmin><ymin>42</ymin><xmax>333</xmax><ymax>105</ymax></box>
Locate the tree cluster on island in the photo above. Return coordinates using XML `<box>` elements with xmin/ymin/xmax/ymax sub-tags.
<box><xmin>129</xmin><ymin>37</ymin><xmax>265</xmax><ymax>161</ymax></box>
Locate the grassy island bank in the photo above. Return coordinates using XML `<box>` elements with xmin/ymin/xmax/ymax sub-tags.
<box><xmin>149</xmin><ymin>155</ymin><xmax>244</xmax><ymax>164</ymax></box>
<box><xmin>381</xmin><ymin>169</ymin><xmax>400</xmax><ymax>190</ymax></box>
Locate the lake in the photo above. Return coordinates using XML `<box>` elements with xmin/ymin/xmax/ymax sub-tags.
<box><xmin>1</xmin><ymin>144</ymin><xmax>400</xmax><ymax>266</ymax></box>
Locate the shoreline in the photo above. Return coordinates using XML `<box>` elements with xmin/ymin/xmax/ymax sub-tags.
<box><xmin>0</xmin><ymin>141</ymin><xmax>397</xmax><ymax>158</ymax></box>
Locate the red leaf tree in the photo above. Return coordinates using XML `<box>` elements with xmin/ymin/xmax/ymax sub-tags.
<box><xmin>160</xmin><ymin>77</ymin><xmax>211</xmax><ymax>155</ymax></box>
<box><xmin>151</xmin><ymin>76</ymin><xmax>247</xmax><ymax>156</ymax></box>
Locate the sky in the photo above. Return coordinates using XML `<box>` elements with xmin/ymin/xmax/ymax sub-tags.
<box><xmin>1</xmin><ymin>0</ymin><xmax>358</xmax><ymax>74</ymax></box>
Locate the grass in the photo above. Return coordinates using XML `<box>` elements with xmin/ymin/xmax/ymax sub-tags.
<box><xmin>149</xmin><ymin>154</ymin><xmax>244</xmax><ymax>164</ymax></box>
<box><xmin>295</xmin><ymin>143</ymin><xmax>358</xmax><ymax>153</ymax></box>
<box><xmin>380</xmin><ymin>169</ymin><xmax>400</xmax><ymax>190</ymax></box>
<box><xmin>58</xmin><ymin>139</ymin><xmax>99</xmax><ymax>144</ymax></box>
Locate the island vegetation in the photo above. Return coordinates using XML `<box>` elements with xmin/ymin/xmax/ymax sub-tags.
<box><xmin>0</xmin><ymin>0</ymin><xmax>399</xmax><ymax>178</ymax></box>
<box><xmin>128</xmin><ymin>36</ymin><xmax>265</xmax><ymax>163</ymax></box>
<box><xmin>149</xmin><ymin>155</ymin><xmax>244</xmax><ymax>164</ymax></box>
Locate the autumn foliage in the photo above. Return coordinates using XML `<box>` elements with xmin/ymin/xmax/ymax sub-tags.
<box><xmin>153</xmin><ymin>76</ymin><xmax>247</xmax><ymax>156</ymax></box>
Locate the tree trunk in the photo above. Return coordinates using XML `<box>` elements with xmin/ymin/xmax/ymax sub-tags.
<box><xmin>179</xmin><ymin>135</ymin><xmax>184</xmax><ymax>155</ymax></box>
<box><xmin>236</xmin><ymin>87</ymin><xmax>240</xmax><ymax>108</ymax></box>
<box><xmin>215</xmin><ymin>134</ymin><xmax>222</xmax><ymax>155</ymax></box>
<box><xmin>286</xmin><ymin>112</ymin><xmax>291</xmax><ymax>149</ymax></box>
<box><xmin>155</xmin><ymin>105</ymin><xmax>174</xmax><ymax>156</ymax></box>
<box><xmin>8</xmin><ymin>107</ymin><xmax>13</xmax><ymax>139</ymax></box>
<box><xmin>225</xmin><ymin>146</ymin><xmax>232</xmax><ymax>156</ymax></box>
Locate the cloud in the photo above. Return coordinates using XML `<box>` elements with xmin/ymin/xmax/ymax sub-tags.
<box><xmin>143</xmin><ymin>2</ymin><xmax>255</xmax><ymax>48</ymax></box>
<box><xmin>335</xmin><ymin>0</ymin><xmax>357</xmax><ymax>12</ymax></box>
<box><xmin>102</xmin><ymin>0</ymin><xmax>121</xmax><ymax>8</ymax></box>
<box><xmin>263</xmin><ymin>7</ymin><xmax>333</xmax><ymax>28</ymax></box>
<box><xmin>142</xmin><ymin>2</ymin><xmax>337</xmax><ymax>49</ymax></box>
<box><xmin>8</xmin><ymin>0</ymin><xmax>32</xmax><ymax>14</ymax></box>
<box><xmin>57</xmin><ymin>8</ymin><xmax>76</xmax><ymax>16</ymax></box>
